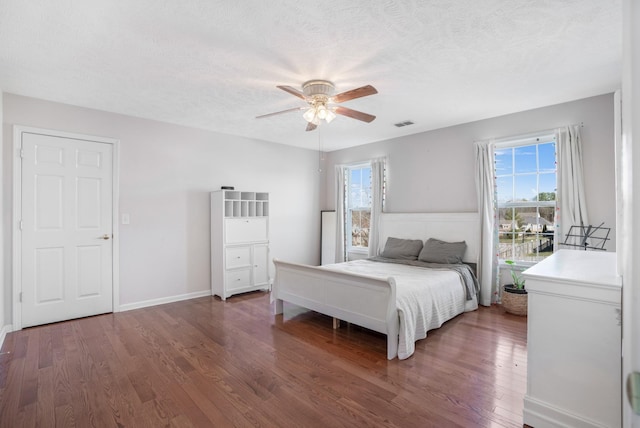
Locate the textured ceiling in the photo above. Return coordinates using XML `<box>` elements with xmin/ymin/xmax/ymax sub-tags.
<box><xmin>0</xmin><ymin>1</ymin><xmax>622</xmax><ymax>151</ymax></box>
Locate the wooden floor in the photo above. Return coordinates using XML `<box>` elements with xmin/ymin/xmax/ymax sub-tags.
<box><xmin>0</xmin><ymin>292</ymin><xmax>527</xmax><ymax>427</ymax></box>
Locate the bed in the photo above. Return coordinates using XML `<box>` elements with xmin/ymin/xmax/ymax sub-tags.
<box><xmin>272</xmin><ymin>212</ymin><xmax>480</xmax><ymax>360</ymax></box>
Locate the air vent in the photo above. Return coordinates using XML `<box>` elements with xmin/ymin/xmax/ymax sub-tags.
<box><xmin>394</xmin><ymin>120</ymin><xmax>414</xmax><ymax>127</ymax></box>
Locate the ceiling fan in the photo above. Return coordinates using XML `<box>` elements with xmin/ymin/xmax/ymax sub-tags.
<box><xmin>256</xmin><ymin>80</ymin><xmax>378</xmax><ymax>131</ymax></box>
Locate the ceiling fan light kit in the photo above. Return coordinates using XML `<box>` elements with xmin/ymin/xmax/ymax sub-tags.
<box><xmin>257</xmin><ymin>79</ymin><xmax>378</xmax><ymax>131</ymax></box>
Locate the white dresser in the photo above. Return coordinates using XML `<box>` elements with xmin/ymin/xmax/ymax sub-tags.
<box><xmin>522</xmin><ymin>250</ymin><xmax>622</xmax><ymax>428</ymax></box>
<box><xmin>211</xmin><ymin>190</ymin><xmax>270</xmax><ymax>300</ymax></box>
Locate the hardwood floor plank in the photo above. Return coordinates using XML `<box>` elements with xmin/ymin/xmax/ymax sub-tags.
<box><xmin>54</xmin><ymin>404</ymin><xmax>76</xmax><ymax>428</ymax></box>
<box><xmin>0</xmin><ymin>352</ymin><xmax>25</xmax><ymax>425</ymax></box>
<box><xmin>58</xmin><ymin>322</ymin><xmax>96</xmax><ymax>428</ymax></box>
<box><xmin>37</xmin><ymin>326</ymin><xmax>53</xmax><ymax>370</ymax></box>
<box><xmin>180</xmin><ymin>381</ymin><xmax>237</xmax><ymax>426</ymax></box>
<box><xmin>35</xmin><ymin>366</ymin><xmax>55</xmax><ymax>427</ymax></box>
<box><xmin>14</xmin><ymin>401</ymin><xmax>37</xmax><ymax>428</ymax></box>
<box><xmin>169</xmin><ymin>413</ymin><xmax>196</xmax><ymax>428</ymax></box>
<box><xmin>18</xmin><ymin>330</ymin><xmax>39</xmax><ymax>409</ymax></box>
<box><xmin>52</xmin><ymin>329</ymin><xmax>75</xmax><ymax>408</ymax></box>
<box><xmin>164</xmin><ymin>382</ymin><xmax>223</xmax><ymax>427</ymax></box>
<box><xmin>127</xmin><ymin>367</ymin><xmax>157</xmax><ymax>404</ymax></box>
<box><xmin>0</xmin><ymin>293</ymin><xmax>528</xmax><ymax>427</ymax></box>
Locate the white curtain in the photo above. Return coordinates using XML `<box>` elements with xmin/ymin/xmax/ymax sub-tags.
<box><xmin>474</xmin><ymin>140</ymin><xmax>498</xmax><ymax>306</ymax></box>
<box><xmin>555</xmin><ymin>125</ymin><xmax>589</xmax><ymax>249</ymax></box>
<box><xmin>334</xmin><ymin>165</ymin><xmax>346</xmax><ymax>262</ymax></box>
<box><xmin>368</xmin><ymin>158</ymin><xmax>386</xmax><ymax>257</ymax></box>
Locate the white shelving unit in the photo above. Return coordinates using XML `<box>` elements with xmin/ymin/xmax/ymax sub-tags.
<box><xmin>211</xmin><ymin>190</ymin><xmax>270</xmax><ymax>300</ymax></box>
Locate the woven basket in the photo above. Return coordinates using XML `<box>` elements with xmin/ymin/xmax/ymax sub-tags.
<box><xmin>502</xmin><ymin>289</ymin><xmax>528</xmax><ymax>316</ymax></box>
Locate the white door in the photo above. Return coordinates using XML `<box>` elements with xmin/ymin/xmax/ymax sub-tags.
<box><xmin>20</xmin><ymin>131</ymin><xmax>114</xmax><ymax>328</ymax></box>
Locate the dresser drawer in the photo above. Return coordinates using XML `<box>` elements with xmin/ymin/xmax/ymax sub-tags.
<box><xmin>225</xmin><ymin>269</ymin><xmax>251</xmax><ymax>291</ymax></box>
<box><xmin>225</xmin><ymin>246</ymin><xmax>251</xmax><ymax>269</ymax></box>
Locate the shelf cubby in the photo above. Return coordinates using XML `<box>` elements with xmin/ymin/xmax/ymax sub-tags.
<box><xmin>225</xmin><ymin>190</ymin><xmax>241</xmax><ymax>200</ymax></box>
<box><xmin>224</xmin><ymin>201</ymin><xmax>234</xmax><ymax>217</ymax></box>
<box><xmin>222</xmin><ymin>190</ymin><xmax>269</xmax><ymax>218</ymax></box>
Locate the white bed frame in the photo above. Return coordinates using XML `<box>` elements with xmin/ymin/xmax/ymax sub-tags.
<box><xmin>272</xmin><ymin>212</ymin><xmax>480</xmax><ymax>360</ymax></box>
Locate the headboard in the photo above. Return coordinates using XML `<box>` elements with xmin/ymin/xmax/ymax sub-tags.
<box><xmin>377</xmin><ymin>213</ymin><xmax>480</xmax><ymax>263</ymax></box>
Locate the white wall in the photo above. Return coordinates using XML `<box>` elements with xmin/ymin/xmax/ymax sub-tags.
<box><xmin>2</xmin><ymin>93</ymin><xmax>321</xmax><ymax>324</ymax></box>
<box><xmin>323</xmin><ymin>93</ymin><xmax>617</xmax><ymax>251</ymax></box>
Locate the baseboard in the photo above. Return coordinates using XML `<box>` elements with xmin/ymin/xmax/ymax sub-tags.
<box><xmin>523</xmin><ymin>395</ymin><xmax>610</xmax><ymax>428</ymax></box>
<box><xmin>119</xmin><ymin>290</ymin><xmax>211</xmax><ymax>312</ymax></box>
<box><xmin>0</xmin><ymin>324</ymin><xmax>13</xmax><ymax>351</ymax></box>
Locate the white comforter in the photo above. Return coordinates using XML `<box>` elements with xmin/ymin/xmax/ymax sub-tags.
<box><xmin>321</xmin><ymin>259</ymin><xmax>477</xmax><ymax>359</ymax></box>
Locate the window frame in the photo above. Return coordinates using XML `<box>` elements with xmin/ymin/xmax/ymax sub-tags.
<box><xmin>494</xmin><ymin>133</ymin><xmax>557</xmax><ymax>267</ymax></box>
<box><xmin>345</xmin><ymin>162</ymin><xmax>372</xmax><ymax>256</ymax></box>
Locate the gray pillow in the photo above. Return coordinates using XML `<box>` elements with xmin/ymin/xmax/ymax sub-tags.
<box><xmin>380</xmin><ymin>237</ymin><xmax>424</xmax><ymax>260</ymax></box>
<box><xmin>418</xmin><ymin>238</ymin><xmax>467</xmax><ymax>264</ymax></box>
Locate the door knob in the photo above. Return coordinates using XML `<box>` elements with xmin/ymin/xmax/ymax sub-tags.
<box><xmin>101</xmin><ymin>234</ymin><xmax>110</xmax><ymax>240</ymax></box>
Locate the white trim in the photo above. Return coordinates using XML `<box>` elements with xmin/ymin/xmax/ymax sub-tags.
<box><xmin>613</xmin><ymin>88</ymin><xmax>622</xmax><ymax>274</ymax></box>
<box><xmin>524</xmin><ymin>395</ymin><xmax>607</xmax><ymax>428</ymax></box>
<box><xmin>498</xmin><ymin>201</ymin><xmax>556</xmax><ymax>209</ymax></box>
<box><xmin>345</xmin><ymin>161</ymin><xmax>371</xmax><ymax>169</ymax></box>
<box><xmin>12</xmin><ymin>127</ymin><xmax>21</xmax><ymax>330</ymax></box>
<box><xmin>348</xmin><ymin>248</ymin><xmax>369</xmax><ymax>255</ymax></box>
<box><xmin>0</xmin><ymin>324</ymin><xmax>13</xmax><ymax>351</ymax></box>
<box><xmin>119</xmin><ymin>290</ymin><xmax>212</xmax><ymax>312</ymax></box>
<box><xmin>12</xmin><ymin>126</ymin><xmax>120</xmax><ymax>329</ymax></box>
<box><xmin>335</xmin><ymin>159</ymin><xmax>374</xmax><ymax>168</ymax></box>
<box><xmin>112</xmin><ymin>137</ymin><xmax>121</xmax><ymax>312</ymax></box>
<box><xmin>493</xmin><ymin>129</ymin><xmax>559</xmax><ymax>147</ymax></box>
<box><xmin>498</xmin><ymin>260</ymin><xmax>533</xmax><ymax>269</ymax></box>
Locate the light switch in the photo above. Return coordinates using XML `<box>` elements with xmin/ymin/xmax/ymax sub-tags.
<box><xmin>122</xmin><ymin>213</ymin><xmax>130</xmax><ymax>225</ymax></box>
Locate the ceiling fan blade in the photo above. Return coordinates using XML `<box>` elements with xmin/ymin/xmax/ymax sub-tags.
<box><xmin>277</xmin><ymin>85</ymin><xmax>307</xmax><ymax>100</ymax></box>
<box><xmin>334</xmin><ymin>106</ymin><xmax>376</xmax><ymax>123</ymax></box>
<box><xmin>332</xmin><ymin>85</ymin><xmax>378</xmax><ymax>104</ymax></box>
<box><xmin>306</xmin><ymin>122</ymin><xmax>318</xmax><ymax>132</ymax></box>
<box><xmin>256</xmin><ymin>107</ymin><xmax>304</xmax><ymax>119</ymax></box>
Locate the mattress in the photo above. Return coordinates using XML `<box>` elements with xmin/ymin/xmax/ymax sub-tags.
<box><xmin>321</xmin><ymin>259</ymin><xmax>478</xmax><ymax>359</ymax></box>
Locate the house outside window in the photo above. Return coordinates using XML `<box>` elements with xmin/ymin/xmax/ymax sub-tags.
<box><xmin>495</xmin><ymin>134</ymin><xmax>557</xmax><ymax>264</ymax></box>
<box><xmin>346</xmin><ymin>163</ymin><xmax>372</xmax><ymax>255</ymax></box>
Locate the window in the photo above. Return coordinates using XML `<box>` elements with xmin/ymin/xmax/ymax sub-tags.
<box><xmin>495</xmin><ymin>135</ymin><xmax>557</xmax><ymax>264</ymax></box>
<box><xmin>346</xmin><ymin>164</ymin><xmax>372</xmax><ymax>253</ymax></box>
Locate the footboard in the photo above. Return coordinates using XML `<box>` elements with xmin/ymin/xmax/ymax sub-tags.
<box><xmin>272</xmin><ymin>259</ymin><xmax>399</xmax><ymax>360</ymax></box>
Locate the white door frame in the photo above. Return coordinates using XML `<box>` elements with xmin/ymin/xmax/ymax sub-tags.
<box><xmin>12</xmin><ymin>126</ymin><xmax>120</xmax><ymax>330</ymax></box>
<box><xmin>622</xmin><ymin>0</ymin><xmax>640</xmax><ymax>424</ymax></box>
